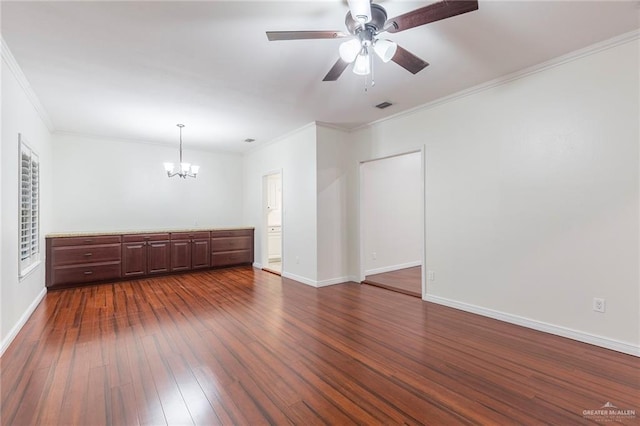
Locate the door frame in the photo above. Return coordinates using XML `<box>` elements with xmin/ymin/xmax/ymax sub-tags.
<box><xmin>358</xmin><ymin>147</ymin><xmax>426</xmax><ymax>298</ymax></box>
<box><xmin>262</xmin><ymin>169</ymin><xmax>283</xmax><ymax>273</ymax></box>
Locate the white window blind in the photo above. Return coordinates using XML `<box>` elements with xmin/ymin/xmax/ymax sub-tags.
<box><xmin>19</xmin><ymin>135</ymin><xmax>40</xmax><ymax>277</ymax></box>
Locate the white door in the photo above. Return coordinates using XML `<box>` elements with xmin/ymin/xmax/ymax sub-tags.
<box><xmin>263</xmin><ymin>171</ymin><xmax>282</xmax><ymax>274</ymax></box>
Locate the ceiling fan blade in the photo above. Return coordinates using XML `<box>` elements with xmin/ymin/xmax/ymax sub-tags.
<box><xmin>323</xmin><ymin>58</ymin><xmax>350</xmax><ymax>81</ymax></box>
<box><xmin>385</xmin><ymin>0</ymin><xmax>478</xmax><ymax>34</ymax></box>
<box><xmin>266</xmin><ymin>31</ymin><xmax>349</xmax><ymax>41</ymax></box>
<box><xmin>392</xmin><ymin>46</ymin><xmax>429</xmax><ymax>74</ymax></box>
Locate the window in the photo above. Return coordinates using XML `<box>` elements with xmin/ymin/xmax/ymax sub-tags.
<box><xmin>19</xmin><ymin>135</ymin><xmax>40</xmax><ymax>278</ymax></box>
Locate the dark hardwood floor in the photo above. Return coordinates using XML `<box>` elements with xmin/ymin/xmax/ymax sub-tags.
<box><xmin>1</xmin><ymin>267</ymin><xmax>638</xmax><ymax>425</ymax></box>
<box><xmin>364</xmin><ymin>266</ymin><xmax>422</xmax><ymax>297</ymax></box>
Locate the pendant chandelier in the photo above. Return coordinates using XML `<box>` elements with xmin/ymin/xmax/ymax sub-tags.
<box><xmin>163</xmin><ymin>124</ymin><xmax>199</xmax><ymax>179</ymax></box>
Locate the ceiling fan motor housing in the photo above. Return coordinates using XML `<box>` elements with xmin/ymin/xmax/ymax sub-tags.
<box><xmin>345</xmin><ymin>3</ymin><xmax>388</xmax><ymax>35</ymax></box>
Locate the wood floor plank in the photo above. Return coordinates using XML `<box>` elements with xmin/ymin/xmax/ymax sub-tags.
<box><xmin>364</xmin><ymin>266</ymin><xmax>422</xmax><ymax>297</ymax></box>
<box><xmin>1</xmin><ymin>266</ymin><xmax>638</xmax><ymax>425</ymax></box>
<box><xmin>84</xmin><ymin>365</ymin><xmax>110</xmax><ymax>426</ymax></box>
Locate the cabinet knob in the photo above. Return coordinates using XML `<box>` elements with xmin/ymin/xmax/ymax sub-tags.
<box><xmin>84</xmin><ymin>253</ymin><xmax>93</xmax><ymax>257</ymax></box>
<box><xmin>83</xmin><ymin>271</ymin><xmax>93</xmax><ymax>275</ymax></box>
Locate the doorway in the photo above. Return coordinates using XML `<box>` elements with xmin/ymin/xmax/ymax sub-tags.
<box><xmin>360</xmin><ymin>151</ymin><xmax>424</xmax><ymax>297</ymax></box>
<box><xmin>263</xmin><ymin>171</ymin><xmax>283</xmax><ymax>275</ymax></box>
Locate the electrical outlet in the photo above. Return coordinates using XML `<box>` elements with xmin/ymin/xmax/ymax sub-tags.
<box><xmin>428</xmin><ymin>271</ymin><xmax>435</xmax><ymax>281</ymax></box>
<box><xmin>593</xmin><ymin>298</ymin><xmax>606</xmax><ymax>313</ymax></box>
<box><xmin>295</xmin><ymin>256</ymin><xmax>300</xmax><ymax>264</ymax></box>
<box><xmin>372</xmin><ymin>252</ymin><xmax>377</xmax><ymax>260</ymax></box>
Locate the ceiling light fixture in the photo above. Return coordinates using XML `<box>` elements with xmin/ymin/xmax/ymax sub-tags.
<box><xmin>164</xmin><ymin>124</ymin><xmax>199</xmax><ymax>179</ymax></box>
<box><xmin>352</xmin><ymin>49</ymin><xmax>371</xmax><ymax>76</ymax></box>
<box><xmin>347</xmin><ymin>0</ymin><xmax>372</xmax><ymax>24</ymax></box>
<box><xmin>373</xmin><ymin>38</ymin><xmax>397</xmax><ymax>63</ymax></box>
<box><xmin>338</xmin><ymin>27</ymin><xmax>397</xmax><ymax>77</ymax></box>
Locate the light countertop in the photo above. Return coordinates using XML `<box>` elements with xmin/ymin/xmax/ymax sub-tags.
<box><xmin>46</xmin><ymin>226</ymin><xmax>254</xmax><ymax>238</ymax></box>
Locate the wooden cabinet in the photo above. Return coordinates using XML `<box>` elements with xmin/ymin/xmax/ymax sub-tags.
<box><xmin>46</xmin><ymin>228</ymin><xmax>253</xmax><ymax>289</ymax></box>
<box><xmin>122</xmin><ymin>241</ymin><xmax>146</xmax><ymax>277</ymax></box>
<box><xmin>171</xmin><ymin>239</ymin><xmax>192</xmax><ymax>271</ymax></box>
<box><xmin>46</xmin><ymin>235</ymin><xmax>122</xmax><ymax>289</ymax></box>
<box><xmin>192</xmin><ymin>238</ymin><xmax>210</xmax><ymax>269</ymax></box>
<box><xmin>147</xmin><ymin>240</ymin><xmax>170</xmax><ymax>275</ymax></box>
<box><xmin>211</xmin><ymin>229</ymin><xmax>254</xmax><ymax>267</ymax></box>
<box><xmin>171</xmin><ymin>231</ymin><xmax>210</xmax><ymax>271</ymax></box>
<box><xmin>122</xmin><ymin>233</ymin><xmax>170</xmax><ymax>277</ymax></box>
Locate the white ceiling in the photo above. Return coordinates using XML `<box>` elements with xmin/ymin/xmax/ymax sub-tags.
<box><xmin>2</xmin><ymin>1</ymin><xmax>638</xmax><ymax>152</ymax></box>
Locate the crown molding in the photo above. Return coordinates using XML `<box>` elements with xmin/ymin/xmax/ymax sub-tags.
<box><xmin>358</xmin><ymin>29</ymin><xmax>640</xmax><ymax>131</ymax></box>
<box><xmin>53</xmin><ymin>129</ymin><xmax>243</xmax><ymax>156</ymax></box>
<box><xmin>1</xmin><ymin>37</ymin><xmax>55</xmax><ymax>132</ymax></box>
<box><xmin>244</xmin><ymin>121</ymin><xmax>317</xmax><ymax>155</ymax></box>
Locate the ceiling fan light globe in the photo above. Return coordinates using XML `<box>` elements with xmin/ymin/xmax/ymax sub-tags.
<box><xmin>374</xmin><ymin>39</ymin><xmax>397</xmax><ymax>63</ymax></box>
<box><xmin>353</xmin><ymin>52</ymin><xmax>371</xmax><ymax>76</ymax></box>
<box><xmin>339</xmin><ymin>39</ymin><xmax>361</xmax><ymax>63</ymax></box>
<box><xmin>347</xmin><ymin>0</ymin><xmax>372</xmax><ymax>23</ymax></box>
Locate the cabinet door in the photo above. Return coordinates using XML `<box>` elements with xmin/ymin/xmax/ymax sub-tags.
<box><xmin>148</xmin><ymin>241</ymin><xmax>170</xmax><ymax>275</ymax></box>
<box><xmin>211</xmin><ymin>250</ymin><xmax>253</xmax><ymax>267</ymax></box>
<box><xmin>171</xmin><ymin>240</ymin><xmax>191</xmax><ymax>272</ymax></box>
<box><xmin>192</xmin><ymin>238</ymin><xmax>210</xmax><ymax>269</ymax></box>
<box><xmin>211</xmin><ymin>236</ymin><xmax>252</xmax><ymax>251</ymax></box>
<box><xmin>268</xmin><ymin>233</ymin><xmax>281</xmax><ymax>259</ymax></box>
<box><xmin>122</xmin><ymin>242</ymin><xmax>147</xmax><ymax>277</ymax></box>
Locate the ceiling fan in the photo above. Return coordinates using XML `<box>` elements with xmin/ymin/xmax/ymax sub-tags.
<box><xmin>266</xmin><ymin>0</ymin><xmax>479</xmax><ymax>82</ymax></box>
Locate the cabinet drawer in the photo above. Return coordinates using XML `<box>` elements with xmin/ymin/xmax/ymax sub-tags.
<box><xmin>171</xmin><ymin>231</ymin><xmax>210</xmax><ymax>240</ymax></box>
<box><xmin>211</xmin><ymin>250</ymin><xmax>252</xmax><ymax>267</ymax></box>
<box><xmin>51</xmin><ymin>262</ymin><xmax>121</xmax><ymax>286</ymax></box>
<box><xmin>50</xmin><ymin>235</ymin><xmax>121</xmax><ymax>247</ymax></box>
<box><xmin>51</xmin><ymin>244</ymin><xmax>121</xmax><ymax>266</ymax></box>
<box><xmin>211</xmin><ymin>229</ymin><xmax>253</xmax><ymax>238</ymax></box>
<box><xmin>123</xmin><ymin>233</ymin><xmax>170</xmax><ymax>242</ymax></box>
<box><xmin>211</xmin><ymin>236</ymin><xmax>252</xmax><ymax>251</ymax></box>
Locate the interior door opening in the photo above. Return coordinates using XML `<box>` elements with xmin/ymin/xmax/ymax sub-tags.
<box><xmin>263</xmin><ymin>171</ymin><xmax>283</xmax><ymax>275</ymax></box>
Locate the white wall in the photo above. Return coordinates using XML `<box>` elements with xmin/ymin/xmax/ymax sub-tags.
<box><xmin>351</xmin><ymin>37</ymin><xmax>639</xmax><ymax>352</ymax></box>
<box><xmin>52</xmin><ymin>133</ymin><xmax>244</xmax><ymax>232</ymax></box>
<box><xmin>1</xmin><ymin>42</ymin><xmax>53</xmax><ymax>352</ymax></box>
<box><xmin>316</xmin><ymin>125</ymin><xmax>353</xmax><ymax>284</ymax></box>
<box><xmin>243</xmin><ymin>124</ymin><xmax>318</xmax><ymax>284</ymax></box>
<box><xmin>361</xmin><ymin>152</ymin><xmax>422</xmax><ymax>275</ymax></box>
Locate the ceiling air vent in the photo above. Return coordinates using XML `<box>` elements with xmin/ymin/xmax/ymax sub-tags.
<box><xmin>244</xmin><ymin>138</ymin><xmax>256</xmax><ymax>143</ymax></box>
<box><xmin>375</xmin><ymin>101</ymin><xmax>393</xmax><ymax>109</ymax></box>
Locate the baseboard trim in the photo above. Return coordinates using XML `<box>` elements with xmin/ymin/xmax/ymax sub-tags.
<box><xmin>316</xmin><ymin>276</ymin><xmax>358</xmax><ymax>287</ymax></box>
<box><xmin>1</xmin><ymin>287</ymin><xmax>47</xmax><ymax>357</ymax></box>
<box><xmin>273</xmin><ymin>270</ymin><xmax>358</xmax><ymax>288</ymax></box>
<box><xmin>365</xmin><ymin>261</ymin><xmax>421</xmax><ymax>276</ymax></box>
<box><xmin>424</xmin><ymin>294</ymin><xmax>640</xmax><ymax>357</ymax></box>
<box><xmin>281</xmin><ymin>272</ymin><xmax>317</xmax><ymax>287</ymax></box>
